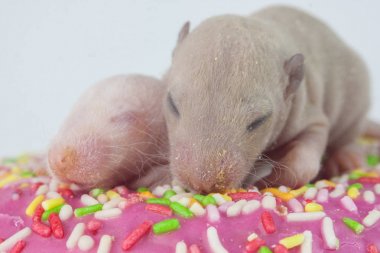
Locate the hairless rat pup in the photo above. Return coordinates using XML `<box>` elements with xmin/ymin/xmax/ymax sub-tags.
<box><xmin>48</xmin><ymin>75</ymin><xmax>170</xmax><ymax>188</ymax></box>
<box><xmin>163</xmin><ymin>6</ymin><xmax>378</xmax><ymax>192</ymax></box>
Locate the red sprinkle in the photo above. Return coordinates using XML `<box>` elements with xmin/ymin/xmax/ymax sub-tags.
<box><xmin>145</xmin><ymin>204</ymin><xmax>173</xmax><ymax>216</ymax></box>
<box><xmin>49</xmin><ymin>213</ymin><xmax>64</xmax><ymax>239</ymax></box>
<box><xmin>10</xmin><ymin>240</ymin><xmax>26</xmax><ymax>253</ymax></box>
<box><xmin>30</xmin><ymin>182</ymin><xmax>43</xmax><ymax>193</ymax></box>
<box><xmin>189</xmin><ymin>244</ymin><xmax>201</xmax><ymax>253</ymax></box>
<box><xmin>57</xmin><ymin>188</ymin><xmax>74</xmax><ymax>199</ymax></box>
<box><xmin>87</xmin><ymin>220</ymin><xmax>103</xmax><ymax>235</ymax></box>
<box><xmin>122</xmin><ymin>220</ymin><xmax>153</xmax><ymax>251</ymax></box>
<box><xmin>32</xmin><ymin>221</ymin><xmax>52</xmax><ymax>237</ymax></box>
<box><xmin>228</xmin><ymin>192</ymin><xmax>260</xmax><ymax>201</ymax></box>
<box><xmin>0</xmin><ymin>238</ymin><xmax>5</xmax><ymax>243</ymax></box>
<box><xmin>261</xmin><ymin>211</ymin><xmax>276</xmax><ymax>234</ymax></box>
<box><xmin>367</xmin><ymin>244</ymin><xmax>379</xmax><ymax>253</ymax></box>
<box><xmin>273</xmin><ymin>244</ymin><xmax>289</xmax><ymax>253</ymax></box>
<box><xmin>359</xmin><ymin>177</ymin><xmax>380</xmax><ymax>184</ymax></box>
<box><xmin>246</xmin><ymin>238</ymin><xmax>266</xmax><ymax>253</ymax></box>
<box><xmin>32</xmin><ymin>204</ymin><xmax>44</xmax><ymax>222</ymax></box>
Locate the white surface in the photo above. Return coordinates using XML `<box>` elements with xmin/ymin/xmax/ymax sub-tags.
<box><xmin>0</xmin><ymin>0</ymin><xmax>379</xmax><ymax>156</ymax></box>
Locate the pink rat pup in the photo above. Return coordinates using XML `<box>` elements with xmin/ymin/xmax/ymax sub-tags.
<box><xmin>48</xmin><ymin>75</ymin><xmax>170</xmax><ymax>189</ymax></box>
<box><xmin>163</xmin><ymin>6</ymin><xmax>379</xmax><ymax>192</ymax></box>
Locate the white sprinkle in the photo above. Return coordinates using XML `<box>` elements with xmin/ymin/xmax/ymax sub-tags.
<box><xmin>218</xmin><ymin>202</ymin><xmax>234</xmax><ymax>213</ymax></box>
<box><xmin>175</xmin><ymin>240</ymin><xmax>188</xmax><ymax>253</ymax></box>
<box><xmin>189</xmin><ymin>202</ymin><xmax>206</xmax><ymax>217</ymax></box>
<box><xmin>247</xmin><ymin>232</ymin><xmax>258</xmax><ymax>241</ymax></box>
<box><xmin>49</xmin><ymin>179</ymin><xmax>59</xmax><ymax>192</ymax></box>
<box><xmin>287</xmin><ymin>198</ymin><xmax>303</xmax><ymax>213</ymax></box>
<box><xmin>207</xmin><ymin>226</ymin><xmax>228</xmax><ymax>253</ymax></box>
<box><xmin>212</xmin><ymin>193</ymin><xmax>227</xmax><ymax>206</ymax></box>
<box><xmin>97</xmin><ymin>194</ymin><xmax>109</xmax><ymax>204</ymax></box>
<box><xmin>46</xmin><ymin>191</ymin><xmax>62</xmax><ymax>199</ymax></box>
<box><xmin>316</xmin><ymin>189</ymin><xmax>329</xmax><ymax>203</ymax></box>
<box><xmin>78</xmin><ymin>235</ymin><xmax>95</xmax><ymax>251</ymax></box>
<box><xmin>118</xmin><ymin>200</ymin><xmax>129</xmax><ymax>209</ymax></box>
<box><xmin>97</xmin><ymin>235</ymin><xmax>113</xmax><ymax>253</ymax></box>
<box><xmin>364</xmin><ymin>190</ymin><xmax>376</xmax><ymax>204</ymax></box>
<box><xmin>59</xmin><ymin>204</ymin><xmax>73</xmax><ymax>221</ymax></box>
<box><xmin>340</xmin><ymin>196</ymin><xmax>357</xmax><ymax>212</ymax></box>
<box><xmin>227</xmin><ymin>199</ymin><xmax>247</xmax><ymax>217</ymax></box>
<box><xmin>300</xmin><ymin>230</ymin><xmax>313</xmax><ymax>253</ymax></box>
<box><xmin>287</xmin><ymin>212</ymin><xmax>326</xmax><ymax>222</ymax></box>
<box><xmin>173</xmin><ymin>185</ymin><xmax>185</xmax><ymax>194</ymax></box>
<box><xmin>337</xmin><ymin>174</ymin><xmax>349</xmax><ymax>184</ymax></box>
<box><xmin>363</xmin><ymin>209</ymin><xmax>380</xmax><ymax>227</ymax></box>
<box><xmin>278</xmin><ymin>185</ymin><xmax>289</xmax><ymax>192</ymax></box>
<box><xmin>321</xmin><ymin>217</ymin><xmax>339</xmax><ymax>250</ymax></box>
<box><xmin>31</xmin><ymin>176</ymin><xmax>50</xmax><ymax>184</ymax></box>
<box><xmin>304</xmin><ymin>187</ymin><xmax>317</xmax><ymax>200</ymax></box>
<box><xmin>169</xmin><ymin>195</ymin><xmax>182</xmax><ymax>202</ymax></box>
<box><xmin>0</xmin><ymin>227</ymin><xmax>31</xmax><ymax>251</ymax></box>
<box><xmin>207</xmin><ymin>205</ymin><xmax>220</xmax><ymax>223</ymax></box>
<box><xmin>35</xmin><ymin>184</ymin><xmax>49</xmax><ymax>195</ymax></box>
<box><xmin>242</xmin><ymin>200</ymin><xmax>261</xmax><ymax>215</ymax></box>
<box><xmin>66</xmin><ymin>223</ymin><xmax>85</xmax><ymax>249</ymax></box>
<box><xmin>315</xmin><ymin>180</ymin><xmax>328</xmax><ymax>189</ymax></box>
<box><xmin>262</xmin><ymin>195</ymin><xmax>276</xmax><ymax>209</ymax></box>
<box><xmin>374</xmin><ymin>184</ymin><xmax>380</xmax><ymax>195</ymax></box>
<box><xmin>263</xmin><ymin>192</ymin><xmax>274</xmax><ymax>196</ymax></box>
<box><xmin>329</xmin><ymin>184</ymin><xmax>345</xmax><ymax>198</ymax></box>
<box><xmin>11</xmin><ymin>193</ymin><xmax>20</xmax><ymax>201</ymax></box>
<box><xmin>103</xmin><ymin>198</ymin><xmax>123</xmax><ymax>210</ymax></box>
<box><xmin>152</xmin><ymin>186</ymin><xmax>167</xmax><ymax>197</ymax></box>
<box><xmin>94</xmin><ymin>208</ymin><xmax>122</xmax><ymax>220</ymax></box>
<box><xmin>70</xmin><ymin>183</ymin><xmax>81</xmax><ymax>191</ymax></box>
<box><xmin>81</xmin><ymin>194</ymin><xmax>99</xmax><ymax>206</ymax></box>
<box><xmin>178</xmin><ymin>197</ymin><xmax>191</xmax><ymax>207</ymax></box>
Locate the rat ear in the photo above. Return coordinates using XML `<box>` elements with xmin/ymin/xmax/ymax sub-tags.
<box><xmin>283</xmin><ymin>53</ymin><xmax>304</xmax><ymax>99</ymax></box>
<box><xmin>172</xmin><ymin>22</ymin><xmax>190</xmax><ymax>57</ymax></box>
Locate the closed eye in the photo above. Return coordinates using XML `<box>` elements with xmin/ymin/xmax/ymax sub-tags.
<box><xmin>167</xmin><ymin>92</ymin><xmax>180</xmax><ymax>117</ymax></box>
<box><xmin>246</xmin><ymin>112</ymin><xmax>272</xmax><ymax>132</ymax></box>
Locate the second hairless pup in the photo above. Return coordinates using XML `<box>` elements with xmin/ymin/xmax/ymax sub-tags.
<box><xmin>48</xmin><ymin>6</ymin><xmax>379</xmax><ymax>193</ymax></box>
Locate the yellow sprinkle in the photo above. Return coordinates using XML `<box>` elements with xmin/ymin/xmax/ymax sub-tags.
<box><xmin>17</xmin><ymin>153</ymin><xmax>30</xmax><ymax>164</ymax></box>
<box><xmin>0</xmin><ymin>174</ymin><xmax>20</xmax><ymax>188</ymax></box>
<box><xmin>347</xmin><ymin>187</ymin><xmax>360</xmax><ymax>199</ymax></box>
<box><xmin>305</xmin><ymin>202</ymin><xmax>324</xmax><ymax>212</ymax></box>
<box><xmin>289</xmin><ymin>186</ymin><xmax>308</xmax><ymax>198</ymax></box>
<box><xmin>222</xmin><ymin>194</ymin><xmax>232</xmax><ymax>202</ymax></box>
<box><xmin>225</xmin><ymin>189</ymin><xmax>237</xmax><ymax>193</ymax></box>
<box><xmin>364</xmin><ymin>172</ymin><xmax>378</xmax><ymax>178</ymax></box>
<box><xmin>106</xmin><ymin>190</ymin><xmax>121</xmax><ymax>199</ymax></box>
<box><xmin>323</xmin><ymin>180</ymin><xmax>336</xmax><ymax>187</ymax></box>
<box><xmin>18</xmin><ymin>183</ymin><xmax>30</xmax><ymax>189</ymax></box>
<box><xmin>139</xmin><ymin>191</ymin><xmax>155</xmax><ymax>199</ymax></box>
<box><xmin>279</xmin><ymin>233</ymin><xmax>305</xmax><ymax>249</ymax></box>
<box><xmin>42</xmin><ymin>197</ymin><xmax>65</xmax><ymax>210</ymax></box>
<box><xmin>189</xmin><ymin>198</ymin><xmax>198</xmax><ymax>206</ymax></box>
<box><xmin>11</xmin><ymin>166</ymin><xmax>22</xmax><ymax>174</ymax></box>
<box><xmin>262</xmin><ymin>188</ymin><xmax>294</xmax><ymax>201</ymax></box>
<box><xmin>237</xmin><ymin>188</ymin><xmax>247</xmax><ymax>192</ymax></box>
<box><xmin>26</xmin><ymin>195</ymin><xmax>45</xmax><ymax>216</ymax></box>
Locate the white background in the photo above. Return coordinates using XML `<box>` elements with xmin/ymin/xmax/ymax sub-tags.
<box><xmin>0</xmin><ymin>0</ymin><xmax>379</xmax><ymax>156</ymax></box>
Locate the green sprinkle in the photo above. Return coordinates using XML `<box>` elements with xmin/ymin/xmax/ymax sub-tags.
<box><xmin>20</xmin><ymin>171</ymin><xmax>35</xmax><ymax>178</ymax></box>
<box><xmin>74</xmin><ymin>204</ymin><xmax>103</xmax><ymax>217</ymax></box>
<box><xmin>305</xmin><ymin>183</ymin><xmax>314</xmax><ymax>188</ymax></box>
<box><xmin>153</xmin><ymin>218</ymin><xmax>180</xmax><ymax>235</ymax></box>
<box><xmin>193</xmin><ymin>194</ymin><xmax>205</xmax><ymax>203</ymax></box>
<box><xmin>146</xmin><ymin>198</ymin><xmax>171</xmax><ymax>206</ymax></box>
<box><xmin>342</xmin><ymin>217</ymin><xmax>364</xmax><ymax>234</ymax></box>
<box><xmin>42</xmin><ymin>204</ymin><xmax>64</xmax><ymax>221</ymax></box>
<box><xmin>90</xmin><ymin>188</ymin><xmax>104</xmax><ymax>197</ymax></box>
<box><xmin>201</xmin><ymin>195</ymin><xmax>216</xmax><ymax>206</ymax></box>
<box><xmin>259</xmin><ymin>246</ymin><xmax>273</xmax><ymax>253</ymax></box>
<box><xmin>137</xmin><ymin>187</ymin><xmax>150</xmax><ymax>193</ymax></box>
<box><xmin>2</xmin><ymin>157</ymin><xmax>17</xmax><ymax>164</ymax></box>
<box><xmin>348</xmin><ymin>183</ymin><xmax>363</xmax><ymax>191</ymax></box>
<box><xmin>170</xmin><ymin>202</ymin><xmax>193</xmax><ymax>218</ymax></box>
<box><xmin>349</xmin><ymin>171</ymin><xmax>365</xmax><ymax>180</ymax></box>
<box><xmin>163</xmin><ymin>190</ymin><xmax>176</xmax><ymax>199</ymax></box>
<box><xmin>367</xmin><ymin>155</ymin><xmax>380</xmax><ymax>167</ymax></box>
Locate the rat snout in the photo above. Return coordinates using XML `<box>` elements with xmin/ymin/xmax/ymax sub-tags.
<box><xmin>48</xmin><ymin>137</ymin><xmax>108</xmax><ymax>187</ymax></box>
<box><xmin>172</xmin><ymin>147</ymin><xmax>246</xmax><ymax>193</ymax></box>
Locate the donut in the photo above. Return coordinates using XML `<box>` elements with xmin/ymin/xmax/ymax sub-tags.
<box><xmin>0</xmin><ymin>148</ymin><xmax>380</xmax><ymax>253</ymax></box>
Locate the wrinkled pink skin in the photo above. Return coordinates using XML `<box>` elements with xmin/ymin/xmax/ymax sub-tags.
<box><xmin>48</xmin><ymin>75</ymin><xmax>170</xmax><ymax>189</ymax></box>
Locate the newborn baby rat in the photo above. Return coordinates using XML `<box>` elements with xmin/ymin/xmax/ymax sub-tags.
<box><xmin>164</xmin><ymin>6</ymin><xmax>374</xmax><ymax>192</ymax></box>
<box><xmin>48</xmin><ymin>74</ymin><xmax>170</xmax><ymax>188</ymax></box>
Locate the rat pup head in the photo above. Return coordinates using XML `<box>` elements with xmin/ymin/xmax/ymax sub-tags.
<box><xmin>164</xmin><ymin>17</ymin><xmax>304</xmax><ymax>193</ymax></box>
